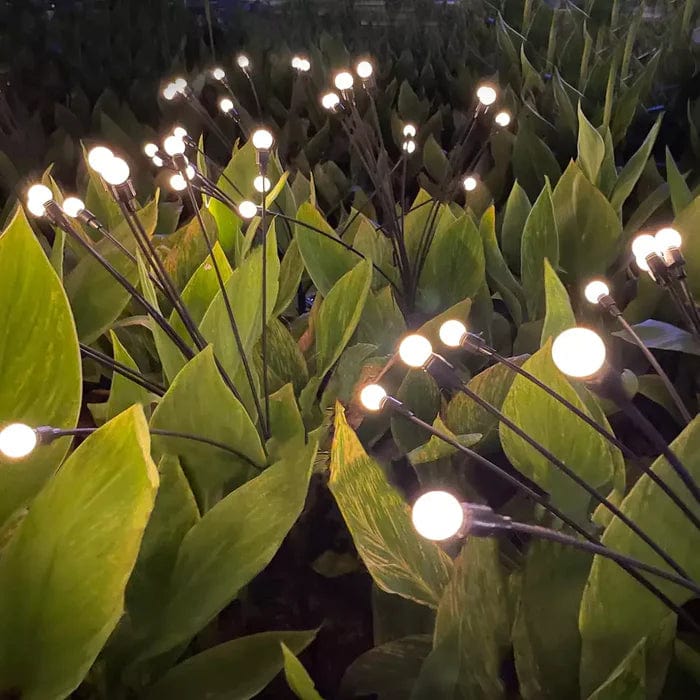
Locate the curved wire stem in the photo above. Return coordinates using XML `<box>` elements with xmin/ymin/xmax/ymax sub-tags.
<box><xmin>80</xmin><ymin>343</ymin><xmax>165</xmax><ymax>396</ymax></box>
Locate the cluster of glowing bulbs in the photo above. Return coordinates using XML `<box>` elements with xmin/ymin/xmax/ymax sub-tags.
<box><xmin>402</xmin><ymin>140</ymin><xmax>416</xmax><ymax>154</ymax></box>
<box><xmin>632</xmin><ymin>228</ymin><xmax>682</xmax><ymax>271</ymax></box>
<box><xmin>87</xmin><ymin>146</ymin><xmax>131</xmax><ymax>185</ymax></box>
<box><xmin>291</xmin><ymin>56</ymin><xmax>311</xmax><ymax>72</ymax></box>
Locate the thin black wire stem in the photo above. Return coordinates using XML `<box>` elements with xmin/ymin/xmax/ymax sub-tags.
<box><xmin>668</xmin><ymin>283</ymin><xmax>699</xmax><ymax>338</ymax></box>
<box><xmin>243</xmin><ymin>70</ymin><xmax>263</xmax><ymax>118</ymax></box>
<box><xmin>677</xmin><ymin>278</ymin><xmax>700</xmax><ymax>334</ymax></box>
<box><xmin>260</xmin><ymin>177</ymin><xmax>271</xmax><ymax>438</ymax></box>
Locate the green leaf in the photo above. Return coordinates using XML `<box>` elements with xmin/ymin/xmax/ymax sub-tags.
<box><xmin>636</xmin><ymin>375</ymin><xmax>685</xmax><ymax>426</ymax></box>
<box><xmin>521</xmin><ymin>183</ymin><xmax>559</xmax><ymax>319</ymax></box>
<box><xmin>141</xmin><ymin>440</ymin><xmax>317</xmax><ymax>660</ymax></box>
<box><xmin>501</xmin><ymin>181</ymin><xmax>531</xmax><ymax>275</ymax></box>
<box><xmin>266</xmin><ymin>318</ymin><xmax>309</xmax><ymax>394</ymax></box>
<box><xmin>577</xmin><ymin>103</ymin><xmax>605</xmax><ymax>185</ymax></box>
<box><xmin>391</xmin><ymin>370</ymin><xmax>441</xmax><ymax>453</ymax></box>
<box><xmin>330</xmin><ymin>404</ymin><xmax>453</xmax><ymax>607</ymax></box>
<box><xmin>0</xmin><ymin>208</ymin><xmax>81</xmax><ymax>526</ymax></box>
<box><xmin>150</xmin><ymin>347</ymin><xmax>265</xmax><ymax>509</ymax></box>
<box><xmin>613</xmin><ymin>320</ymin><xmax>700</xmax><ymax>356</ymax></box>
<box><xmin>417</xmin><ymin>214</ymin><xmax>485</xmax><ymax>314</ymax></box>
<box><xmin>404</xmin><ymin>189</ymin><xmax>436</xmax><ymax>266</ymax></box>
<box><xmin>423</xmin><ymin>134</ymin><xmax>449</xmax><ymax>183</ymax></box>
<box><xmin>587</xmin><ymin>636</ymin><xmax>646</xmax><ymax>700</ymax></box>
<box><xmin>552</xmin><ymin>70</ymin><xmax>577</xmax><ymax>140</ymax></box>
<box><xmin>274</xmin><ymin>239</ymin><xmax>304</xmax><ymax>315</ymax></box>
<box><xmin>105</xmin><ymin>331</ymin><xmax>152</xmax><ymax>420</ymax></box>
<box><xmin>410</xmin><ymin>628</ymin><xmax>461</xmax><ymax>698</ymax></box>
<box><xmin>281</xmin><ymin>643</ymin><xmax>324</xmax><ymax>700</ymax></box>
<box><xmin>0</xmin><ymin>406</ymin><xmax>157</xmax><ymax>699</ymax></box>
<box><xmin>665</xmin><ymin>148</ymin><xmax>693</xmax><ymax>216</ymax></box>
<box><xmin>512</xmin><ymin>123</ymin><xmax>562</xmax><ymax>200</ymax></box>
<box><xmin>357</xmin><ymin>287</ymin><xmax>407</xmax><ymax>353</ymax></box>
<box><xmin>398</xmin><ymin>80</ymin><xmax>429</xmax><ymax>123</ymax></box>
<box><xmin>408</xmin><ymin>416</ymin><xmax>481</xmax><ymax>466</ymax></box>
<box><xmin>147</xmin><ymin>630</ymin><xmax>316</xmax><ymax>700</ymax></box>
<box><xmin>540</xmin><ymin>259</ymin><xmax>575</xmax><ymax>345</ymax></box>
<box><xmin>267</xmin><ymin>383</ymin><xmax>306</xmax><ymax>460</ymax></box>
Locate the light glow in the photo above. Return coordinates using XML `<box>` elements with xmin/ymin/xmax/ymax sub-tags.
<box><xmin>402</xmin><ymin>140</ymin><xmax>416</xmax><ymax>154</ymax></box>
<box><xmin>463</xmin><ymin>176</ymin><xmax>478</xmax><ymax>192</ymax></box>
<box><xmin>254</xmin><ymin>176</ymin><xmax>271</xmax><ymax>193</ymax></box>
<box><xmin>219</xmin><ymin>97</ymin><xmax>235</xmax><ymax>114</ymax></box>
<box><xmin>477</xmin><ymin>84</ymin><xmax>498</xmax><ymax>106</ymax></box>
<box><xmin>0</xmin><ymin>423</ymin><xmax>37</xmax><ymax>459</ymax></box>
<box><xmin>237</xmin><ymin>54</ymin><xmax>250</xmax><ymax>69</ymax></box>
<box><xmin>356</xmin><ymin>60</ymin><xmax>373</xmax><ymax>79</ymax></box>
<box><xmin>152</xmin><ymin>156</ymin><xmax>164</xmax><ymax>168</ymax></box>
<box><xmin>403</xmin><ymin>123</ymin><xmax>417</xmax><ymax>138</ymax></box>
<box><xmin>170</xmin><ymin>174</ymin><xmax>187</xmax><ymax>191</ymax></box>
<box><xmin>144</xmin><ymin>143</ymin><xmax>158</xmax><ymax>158</ymax></box>
<box><xmin>552</xmin><ymin>328</ymin><xmax>607</xmax><ymax>379</ymax></box>
<box><xmin>321</xmin><ymin>92</ymin><xmax>340</xmax><ymax>110</ymax></box>
<box><xmin>584</xmin><ymin>280</ymin><xmax>610</xmax><ymax>305</ymax></box>
<box><xmin>655</xmin><ymin>227</ymin><xmax>682</xmax><ymax>252</ymax></box>
<box><xmin>162</xmin><ymin>83</ymin><xmax>178</xmax><ymax>100</ymax></box>
<box><xmin>27</xmin><ymin>184</ymin><xmax>52</xmax><ymax>205</ymax></box>
<box><xmin>495</xmin><ymin>111</ymin><xmax>512</xmax><ymax>127</ymax></box>
<box><xmin>412</xmin><ymin>491</ymin><xmax>465</xmax><ymax>541</ymax></box>
<box><xmin>173</xmin><ymin>126</ymin><xmax>188</xmax><ymax>139</ymax></box>
<box><xmin>87</xmin><ymin>146</ymin><xmax>114</xmax><ymax>173</ymax></box>
<box><xmin>62</xmin><ymin>197</ymin><xmax>85</xmax><ymax>219</ymax></box>
<box><xmin>238</xmin><ymin>200</ymin><xmax>258</xmax><ymax>219</ymax></box>
<box><xmin>163</xmin><ymin>135</ymin><xmax>186</xmax><ymax>156</ymax></box>
<box><xmin>252</xmin><ymin>128</ymin><xmax>274</xmax><ymax>150</ymax></box>
<box><xmin>101</xmin><ymin>158</ymin><xmax>130</xmax><ymax>186</ymax></box>
<box><xmin>631</xmin><ymin>234</ymin><xmax>658</xmax><ymax>260</ymax></box>
<box><xmin>211</xmin><ymin>67</ymin><xmax>226</xmax><ymax>81</ymax></box>
<box><xmin>439</xmin><ymin>320</ymin><xmax>468</xmax><ymax>348</ymax></box>
<box><xmin>26</xmin><ymin>199</ymin><xmax>46</xmax><ymax>217</ymax></box>
<box><xmin>398</xmin><ymin>335</ymin><xmax>433</xmax><ymax>368</ymax></box>
<box><xmin>359</xmin><ymin>384</ymin><xmax>387</xmax><ymax>412</ymax></box>
<box><xmin>334</xmin><ymin>71</ymin><xmax>354</xmax><ymax>91</ymax></box>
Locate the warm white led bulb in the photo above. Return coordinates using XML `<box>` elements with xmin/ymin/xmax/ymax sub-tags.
<box><xmin>551</xmin><ymin>328</ymin><xmax>607</xmax><ymax>379</ymax></box>
<box><xmin>62</xmin><ymin>197</ymin><xmax>85</xmax><ymax>218</ymax></box>
<box><xmin>87</xmin><ymin>146</ymin><xmax>114</xmax><ymax>173</ymax></box>
<box><xmin>144</xmin><ymin>142</ymin><xmax>158</xmax><ymax>158</ymax></box>
<box><xmin>102</xmin><ymin>157</ymin><xmax>130</xmax><ymax>186</ymax></box>
<box><xmin>211</xmin><ymin>67</ymin><xmax>226</xmax><ymax>81</ymax></box>
<box><xmin>334</xmin><ymin>71</ymin><xmax>354</xmax><ymax>91</ymax></box>
<box><xmin>253</xmin><ymin>175</ymin><xmax>271</xmax><ymax>193</ymax></box>
<box><xmin>631</xmin><ymin>234</ymin><xmax>658</xmax><ymax>260</ymax></box>
<box><xmin>584</xmin><ymin>280</ymin><xmax>610</xmax><ymax>305</ymax></box>
<box><xmin>173</xmin><ymin>77</ymin><xmax>187</xmax><ymax>92</ymax></box>
<box><xmin>655</xmin><ymin>227</ymin><xmax>682</xmax><ymax>252</ymax></box>
<box><xmin>173</xmin><ymin>126</ymin><xmax>188</xmax><ymax>139</ymax></box>
<box><xmin>412</xmin><ymin>491</ymin><xmax>464</xmax><ymax>541</ymax></box>
<box><xmin>0</xmin><ymin>423</ymin><xmax>37</xmax><ymax>459</ymax></box>
<box><xmin>298</xmin><ymin>58</ymin><xmax>311</xmax><ymax>72</ymax></box>
<box><xmin>402</xmin><ymin>140</ymin><xmax>416</xmax><ymax>154</ymax></box>
<box><xmin>477</xmin><ymin>84</ymin><xmax>498</xmax><ymax>106</ymax></box>
<box><xmin>495</xmin><ymin>111</ymin><xmax>511</xmax><ymax>127</ymax></box>
<box><xmin>152</xmin><ymin>156</ymin><xmax>164</xmax><ymax>168</ymax></box>
<box><xmin>252</xmin><ymin>129</ymin><xmax>274</xmax><ymax>150</ymax></box>
<box><xmin>321</xmin><ymin>92</ymin><xmax>340</xmax><ymax>110</ymax></box>
<box><xmin>237</xmin><ymin>54</ymin><xmax>250</xmax><ymax>69</ymax></box>
<box><xmin>26</xmin><ymin>199</ymin><xmax>47</xmax><ymax>217</ymax></box>
<box><xmin>238</xmin><ymin>200</ymin><xmax>258</xmax><ymax>219</ymax></box>
<box><xmin>170</xmin><ymin>173</ymin><xmax>187</xmax><ymax>191</ymax></box>
<box><xmin>359</xmin><ymin>384</ymin><xmax>387</xmax><ymax>412</ymax></box>
<box><xmin>463</xmin><ymin>176</ymin><xmax>478</xmax><ymax>192</ymax></box>
<box><xmin>185</xmin><ymin>165</ymin><xmax>196</xmax><ymax>180</ymax></box>
<box><xmin>439</xmin><ymin>320</ymin><xmax>468</xmax><ymax>348</ymax></box>
<box><xmin>27</xmin><ymin>184</ymin><xmax>52</xmax><ymax>205</ymax></box>
<box><xmin>219</xmin><ymin>97</ymin><xmax>235</xmax><ymax>114</ymax></box>
<box><xmin>163</xmin><ymin>135</ymin><xmax>186</xmax><ymax>156</ymax></box>
<box><xmin>162</xmin><ymin>83</ymin><xmax>178</xmax><ymax>101</ymax></box>
<box><xmin>403</xmin><ymin>123</ymin><xmax>417</xmax><ymax>138</ymax></box>
<box><xmin>398</xmin><ymin>335</ymin><xmax>433</xmax><ymax>368</ymax></box>
<box><xmin>356</xmin><ymin>60</ymin><xmax>373</xmax><ymax>79</ymax></box>
<box><xmin>291</xmin><ymin>56</ymin><xmax>301</xmax><ymax>69</ymax></box>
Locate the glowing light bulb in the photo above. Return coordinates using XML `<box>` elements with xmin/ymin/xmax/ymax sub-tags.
<box><xmin>152</xmin><ymin>156</ymin><xmax>164</xmax><ymax>168</ymax></box>
<box><xmin>412</xmin><ymin>491</ymin><xmax>464</xmax><ymax>541</ymax></box>
<box><xmin>551</xmin><ymin>328</ymin><xmax>607</xmax><ymax>379</ymax></box>
<box><xmin>584</xmin><ymin>280</ymin><xmax>610</xmax><ymax>305</ymax></box>
<box><xmin>170</xmin><ymin>174</ymin><xmax>187</xmax><ymax>191</ymax></box>
<box><xmin>636</xmin><ymin>255</ymin><xmax>651</xmax><ymax>273</ymax></box>
<box><xmin>655</xmin><ymin>227</ymin><xmax>682</xmax><ymax>252</ymax></box>
<box><xmin>398</xmin><ymin>335</ymin><xmax>433</xmax><ymax>368</ymax></box>
<box><xmin>298</xmin><ymin>59</ymin><xmax>311</xmax><ymax>72</ymax></box>
<box><xmin>162</xmin><ymin>83</ymin><xmax>178</xmax><ymax>101</ymax></box>
<box><xmin>144</xmin><ymin>143</ymin><xmax>158</xmax><ymax>158</ymax></box>
<box><xmin>477</xmin><ymin>84</ymin><xmax>498</xmax><ymax>106</ymax></box>
<box><xmin>27</xmin><ymin>184</ymin><xmax>52</xmax><ymax>205</ymax></box>
<box><xmin>291</xmin><ymin>56</ymin><xmax>301</xmax><ymax>69</ymax></box>
<box><xmin>101</xmin><ymin>157</ymin><xmax>130</xmax><ymax>186</ymax></box>
<box><xmin>403</xmin><ymin>123</ymin><xmax>417</xmax><ymax>138</ymax></box>
<box><xmin>0</xmin><ymin>423</ymin><xmax>37</xmax><ymax>459</ymax></box>
<box><xmin>439</xmin><ymin>320</ymin><xmax>468</xmax><ymax>348</ymax></box>
<box><xmin>334</xmin><ymin>71</ymin><xmax>354</xmax><ymax>91</ymax></box>
<box><xmin>238</xmin><ymin>200</ymin><xmax>258</xmax><ymax>219</ymax></box>
<box><xmin>237</xmin><ymin>54</ymin><xmax>250</xmax><ymax>69</ymax></box>
<box><xmin>211</xmin><ymin>67</ymin><xmax>226</xmax><ymax>81</ymax></box>
<box><xmin>631</xmin><ymin>234</ymin><xmax>658</xmax><ymax>260</ymax></box>
<box><xmin>173</xmin><ymin>126</ymin><xmax>188</xmax><ymax>139</ymax></box>
<box><xmin>62</xmin><ymin>197</ymin><xmax>85</xmax><ymax>219</ymax></box>
<box><xmin>495</xmin><ymin>111</ymin><xmax>511</xmax><ymax>127</ymax></box>
<box><xmin>26</xmin><ymin>199</ymin><xmax>46</xmax><ymax>217</ymax></box>
<box><xmin>359</xmin><ymin>384</ymin><xmax>387</xmax><ymax>412</ymax></box>
<box><xmin>219</xmin><ymin>97</ymin><xmax>235</xmax><ymax>114</ymax></box>
<box><xmin>173</xmin><ymin>77</ymin><xmax>187</xmax><ymax>93</ymax></box>
<box><xmin>253</xmin><ymin>176</ymin><xmax>271</xmax><ymax>193</ymax></box>
<box><xmin>252</xmin><ymin>128</ymin><xmax>273</xmax><ymax>150</ymax></box>
<box><xmin>356</xmin><ymin>60</ymin><xmax>373</xmax><ymax>79</ymax></box>
<box><xmin>163</xmin><ymin>135</ymin><xmax>186</xmax><ymax>156</ymax></box>
<box><xmin>87</xmin><ymin>146</ymin><xmax>114</xmax><ymax>173</ymax></box>
<box><xmin>463</xmin><ymin>176</ymin><xmax>478</xmax><ymax>192</ymax></box>
<box><xmin>402</xmin><ymin>140</ymin><xmax>416</xmax><ymax>154</ymax></box>
<box><xmin>185</xmin><ymin>165</ymin><xmax>196</xmax><ymax>180</ymax></box>
<box><xmin>321</xmin><ymin>92</ymin><xmax>340</xmax><ymax>110</ymax></box>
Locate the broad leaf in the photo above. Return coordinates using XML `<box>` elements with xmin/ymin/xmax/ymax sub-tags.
<box><xmin>577</xmin><ymin>104</ymin><xmax>605</xmax><ymax>185</ymax></box>
<box><xmin>613</xmin><ymin>320</ymin><xmax>700</xmax><ymax>356</ymax></box>
<box><xmin>512</xmin><ymin>124</ymin><xmax>562</xmax><ymax>200</ymax></box>
<box><xmin>501</xmin><ymin>181</ymin><xmax>531</xmax><ymax>273</ymax></box>
<box><xmin>540</xmin><ymin>259</ymin><xmax>575</xmax><ymax>345</ymax></box>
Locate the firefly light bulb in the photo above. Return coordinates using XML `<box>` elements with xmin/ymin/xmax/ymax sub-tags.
<box><xmin>412</xmin><ymin>491</ymin><xmax>465</xmax><ymax>541</ymax></box>
<box><xmin>62</xmin><ymin>197</ymin><xmax>85</xmax><ymax>219</ymax></box>
<box><xmin>143</xmin><ymin>143</ymin><xmax>159</xmax><ymax>158</ymax></box>
<box><xmin>211</xmin><ymin>67</ymin><xmax>226</xmax><ymax>81</ymax></box>
<box><xmin>463</xmin><ymin>176</ymin><xmax>478</xmax><ymax>192</ymax></box>
<box><xmin>237</xmin><ymin>54</ymin><xmax>250</xmax><ymax>69</ymax></box>
<box><xmin>254</xmin><ymin>175</ymin><xmax>271</xmax><ymax>193</ymax></box>
<box><xmin>584</xmin><ymin>280</ymin><xmax>610</xmax><ymax>305</ymax></box>
<box><xmin>87</xmin><ymin>146</ymin><xmax>114</xmax><ymax>173</ymax></box>
<box><xmin>402</xmin><ymin>140</ymin><xmax>416</xmax><ymax>154</ymax></box>
<box><xmin>163</xmin><ymin>135</ymin><xmax>186</xmax><ymax>156</ymax></box>
<box><xmin>291</xmin><ymin>56</ymin><xmax>301</xmax><ymax>69</ymax></box>
<box><xmin>170</xmin><ymin>174</ymin><xmax>187</xmax><ymax>192</ymax></box>
<box><xmin>298</xmin><ymin>58</ymin><xmax>311</xmax><ymax>72</ymax></box>
<box><xmin>334</xmin><ymin>71</ymin><xmax>354</xmax><ymax>91</ymax></box>
<box><xmin>173</xmin><ymin>77</ymin><xmax>187</xmax><ymax>93</ymax></box>
<box><xmin>356</xmin><ymin>60</ymin><xmax>373</xmax><ymax>79</ymax></box>
<box><xmin>398</xmin><ymin>335</ymin><xmax>433</xmax><ymax>368</ymax></box>
<box><xmin>655</xmin><ymin>227</ymin><xmax>682</xmax><ymax>252</ymax></box>
<box><xmin>26</xmin><ymin>199</ymin><xmax>47</xmax><ymax>217</ymax></box>
<box><xmin>631</xmin><ymin>234</ymin><xmax>658</xmax><ymax>260</ymax></box>
<box><xmin>359</xmin><ymin>384</ymin><xmax>388</xmax><ymax>412</ymax></box>
<box><xmin>252</xmin><ymin>128</ymin><xmax>274</xmax><ymax>150</ymax></box>
<box><xmin>321</xmin><ymin>92</ymin><xmax>340</xmax><ymax>110</ymax></box>
<box><xmin>0</xmin><ymin>423</ymin><xmax>38</xmax><ymax>460</ymax></box>
<box><xmin>439</xmin><ymin>320</ymin><xmax>468</xmax><ymax>348</ymax></box>
<box><xmin>185</xmin><ymin>165</ymin><xmax>196</xmax><ymax>180</ymax></box>
<box><xmin>495</xmin><ymin>111</ymin><xmax>511</xmax><ymax>127</ymax></box>
<box><xmin>152</xmin><ymin>156</ymin><xmax>164</xmax><ymax>168</ymax></box>
<box><xmin>551</xmin><ymin>328</ymin><xmax>607</xmax><ymax>379</ymax></box>
<box><xmin>162</xmin><ymin>83</ymin><xmax>178</xmax><ymax>101</ymax></box>
<box><xmin>219</xmin><ymin>97</ymin><xmax>235</xmax><ymax>114</ymax></box>
<box><xmin>238</xmin><ymin>200</ymin><xmax>258</xmax><ymax>219</ymax></box>
<box><xmin>27</xmin><ymin>184</ymin><xmax>52</xmax><ymax>205</ymax></box>
<box><xmin>403</xmin><ymin>123</ymin><xmax>417</xmax><ymax>138</ymax></box>
<box><xmin>477</xmin><ymin>84</ymin><xmax>498</xmax><ymax>106</ymax></box>
<box><xmin>101</xmin><ymin>157</ymin><xmax>130</xmax><ymax>186</ymax></box>
<box><xmin>173</xmin><ymin>126</ymin><xmax>188</xmax><ymax>139</ymax></box>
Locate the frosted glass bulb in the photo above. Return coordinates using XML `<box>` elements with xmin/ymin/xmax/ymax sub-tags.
<box><xmin>0</xmin><ymin>423</ymin><xmax>37</xmax><ymax>459</ymax></box>
<box><xmin>238</xmin><ymin>200</ymin><xmax>258</xmax><ymax>219</ymax></box>
<box><xmin>636</xmin><ymin>255</ymin><xmax>650</xmax><ymax>273</ymax></box>
<box><xmin>477</xmin><ymin>84</ymin><xmax>498</xmax><ymax>106</ymax></box>
<box><xmin>495</xmin><ymin>111</ymin><xmax>511</xmax><ymax>127</ymax></box>
<box><xmin>439</xmin><ymin>320</ymin><xmax>468</xmax><ymax>348</ymax></box>
<box><xmin>403</xmin><ymin>123</ymin><xmax>417</xmax><ymax>138</ymax></box>
<box><xmin>27</xmin><ymin>199</ymin><xmax>46</xmax><ymax>217</ymax></box>
<box><xmin>211</xmin><ymin>67</ymin><xmax>226</xmax><ymax>81</ymax></box>
<box><xmin>163</xmin><ymin>135</ymin><xmax>186</xmax><ymax>156</ymax></box>
<box><xmin>334</xmin><ymin>71</ymin><xmax>354</xmax><ymax>91</ymax></box>
<box><xmin>185</xmin><ymin>165</ymin><xmax>196</xmax><ymax>180</ymax></box>
<box><xmin>173</xmin><ymin>77</ymin><xmax>187</xmax><ymax>92</ymax></box>
<box><xmin>87</xmin><ymin>146</ymin><xmax>114</xmax><ymax>173</ymax></box>
<box><xmin>62</xmin><ymin>197</ymin><xmax>85</xmax><ymax>218</ymax></box>
<box><xmin>299</xmin><ymin>59</ymin><xmax>311</xmax><ymax>72</ymax></box>
<box><xmin>152</xmin><ymin>156</ymin><xmax>164</xmax><ymax>168</ymax></box>
<box><xmin>237</xmin><ymin>54</ymin><xmax>250</xmax><ymax>69</ymax></box>
<box><xmin>27</xmin><ymin>184</ymin><xmax>52</xmax><ymax>205</ymax></box>
<box><xmin>655</xmin><ymin>227</ymin><xmax>682</xmax><ymax>252</ymax></box>
<box><xmin>173</xmin><ymin>126</ymin><xmax>188</xmax><ymax>139</ymax></box>
<box><xmin>162</xmin><ymin>83</ymin><xmax>178</xmax><ymax>100</ymax></box>
<box><xmin>291</xmin><ymin>56</ymin><xmax>301</xmax><ymax>69</ymax></box>
<box><xmin>170</xmin><ymin>174</ymin><xmax>187</xmax><ymax>191</ymax></box>
<box><xmin>356</xmin><ymin>60</ymin><xmax>373</xmax><ymax>79</ymax></box>
<box><xmin>360</xmin><ymin>384</ymin><xmax>387</xmax><ymax>412</ymax></box>
<box><xmin>321</xmin><ymin>92</ymin><xmax>340</xmax><ymax>110</ymax></box>
<box><xmin>252</xmin><ymin>129</ymin><xmax>274</xmax><ymax>150</ymax></box>
<box><xmin>219</xmin><ymin>97</ymin><xmax>235</xmax><ymax>114</ymax></box>
<box><xmin>102</xmin><ymin>158</ymin><xmax>130</xmax><ymax>186</ymax></box>
<box><xmin>463</xmin><ymin>176</ymin><xmax>478</xmax><ymax>191</ymax></box>
<box><xmin>402</xmin><ymin>140</ymin><xmax>416</xmax><ymax>154</ymax></box>
<box><xmin>143</xmin><ymin>142</ymin><xmax>158</xmax><ymax>158</ymax></box>
<box><xmin>254</xmin><ymin>176</ymin><xmax>271</xmax><ymax>193</ymax></box>
<box><xmin>584</xmin><ymin>280</ymin><xmax>610</xmax><ymax>305</ymax></box>
<box><xmin>399</xmin><ymin>335</ymin><xmax>433</xmax><ymax>368</ymax></box>
<box><xmin>552</xmin><ymin>328</ymin><xmax>607</xmax><ymax>379</ymax></box>
<box><xmin>631</xmin><ymin>234</ymin><xmax>658</xmax><ymax>260</ymax></box>
<box><xmin>412</xmin><ymin>491</ymin><xmax>464</xmax><ymax>541</ymax></box>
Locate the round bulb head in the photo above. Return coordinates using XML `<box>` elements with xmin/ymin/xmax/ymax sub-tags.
<box><xmin>0</xmin><ymin>423</ymin><xmax>37</xmax><ymax>460</ymax></box>
<box><xmin>636</xmin><ymin>255</ymin><xmax>651</xmax><ymax>273</ymax></box>
<box><xmin>412</xmin><ymin>491</ymin><xmax>464</xmax><ymax>541</ymax></box>
<box><xmin>398</xmin><ymin>335</ymin><xmax>433</xmax><ymax>368</ymax></box>
<box><xmin>334</xmin><ymin>71</ymin><xmax>354</xmax><ymax>91</ymax></box>
<box><xmin>170</xmin><ymin>173</ymin><xmax>187</xmax><ymax>192</ymax></box>
<box><xmin>321</xmin><ymin>92</ymin><xmax>340</xmax><ymax>110</ymax></box>
<box><xmin>238</xmin><ymin>200</ymin><xmax>258</xmax><ymax>220</ymax></box>
<box><xmin>655</xmin><ymin>227</ymin><xmax>682</xmax><ymax>252</ymax></box>
<box><xmin>173</xmin><ymin>126</ymin><xmax>188</xmax><ymax>139</ymax></box>
<box><xmin>87</xmin><ymin>146</ymin><xmax>114</xmax><ymax>173</ymax></box>
<box><xmin>403</xmin><ymin>123</ymin><xmax>417</xmax><ymax>138</ymax></box>
<box><xmin>237</xmin><ymin>54</ymin><xmax>250</xmax><ymax>69</ymax></box>
<box><xmin>143</xmin><ymin>142</ymin><xmax>158</xmax><ymax>158</ymax></box>
<box><xmin>185</xmin><ymin>165</ymin><xmax>196</xmax><ymax>180</ymax></box>
<box><xmin>463</xmin><ymin>176</ymin><xmax>478</xmax><ymax>192</ymax></box>
<box><xmin>439</xmin><ymin>320</ymin><xmax>468</xmax><ymax>348</ymax></box>
<box><xmin>27</xmin><ymin>184</ymin><xmax>52</xmax><ymax>205</ymax></box>
<box><xmin>163</xmin><ymin>135</ymin><xmax>186</xmax><ymax>156</ymax></box>
<box><xmin>356</xmin><ymin>60</ymin><xmax>373</xmax><ymax>79</ymax></box>
<box><xmin>495</xmin><ymin>110</ymin><xmax>511</xmax><ymax>127</ymax></box>
<box><xmin>477</xmin><ymin>84</ymin><xmax>498</xmax><ymax>106</ymax></box>
<box><xmin>252</xmin><ymin>128</ymin><xmax>274</xmax><ymax>151</ymax></box>
<box><xmin>211</xmin><ymin>66</ymin><xmax>226</xmax><ymax>81</ymax></box>
<box><xmin>102</xmin><ymin>157</ymin><xmax>130</xmax><ymax>186</ymax></box>
<box><xmin>219</xmin><ymin>97</ymin><xmax>235</xmax><ymax>114</ymax></box>
<box><xmin>62</xmin><ymin>197</ymin><xmax>85</xmax><ymax>219</ymax></box>
<box><xmin>299</xmin><ymin>59</ymin><xmax>311</xmax><ymax>72</ymax></box>
<box><xmin>253</xmin><ymin>175</ymin><xmax>271</xmax><ymax>193</ymax></box>
<box><xmin>359</xmin><ymin>384</ymin><xmax>387</xmax><ymax>412</ymax></box>
<box><xmin>402</xmin><ymin>140</ymin><xmax>416</xmax><ymax>154</ymax></box>
<box><xmin>584</xmin><ymin>280</ymin><xmax>610</xmax><ymax>305</ymax></box>
<box><xmin>152</xmin><ymin>156</ymin><xmax>164</xmax><ymax>168</ymax></box>
<box><xmin>551</xmin><ymin>328</ymin><xmax>607</xmax><ymax>379</ymax></box>
<box><xmin>291</xmin><ymin>56</ymin><xmax>301</xmax><ymax>69</ymax></box>
<box><xmin>26</xmin><ymin>199</ymin><xmax>46</xmax><ymax>217</ymax></box>
<box><xmin>173</xmin><ymin>77</ymin><xmax>187</xmax><ymax>92</ymax></box>
<box><xmin>631</xmin><ymin>233</ymin><xmax>658</xmax><ymax>260</ymax></box>
<box><xmin>162</xmin><ymin>83</ymin><xmax>178</xmax><ymax>101</ymax></box>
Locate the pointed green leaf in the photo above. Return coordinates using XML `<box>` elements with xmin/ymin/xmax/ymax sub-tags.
<box><xmin>105</xmin><ymin>331</ymin><xmax>152</xmax><ymax>420</ymax></box>
<box><xmin>665</xmin><ymin>148</ymin><xmax>692</xmax><ymax>216</ymax></box>
<box><xmin>281</xmin><ymin>643</ymin><xmax>324</xmax><ymax>700</ymax></box>
<box><xmin>577</xmin><ymin>104</ymin><xmax>605</xmax><ymax>184</ymax></box>
<box><xmin>501</xmin><ymin>181</ymin><xmax>531</xmax><ymax>274</ymax></box>
<box><xmin>540</xmin><ymin>259</ymin><xmax>575</xmax><ymax>345</ymax></box>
